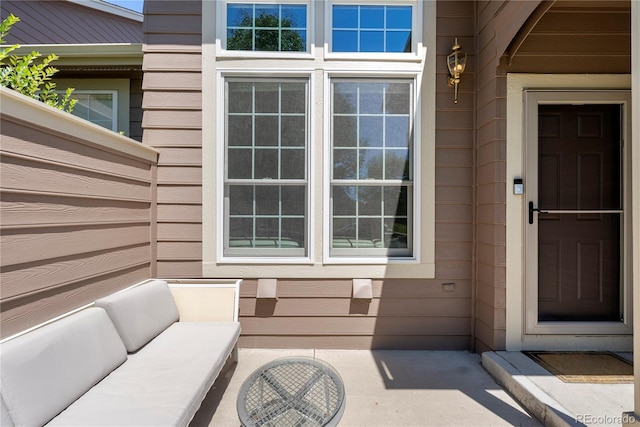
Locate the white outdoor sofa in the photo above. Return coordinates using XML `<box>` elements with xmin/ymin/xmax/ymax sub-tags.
<box><xmin>0</xmin><ymin>279</ymin><xmax>241</xmax><ymax>427</ymax></box>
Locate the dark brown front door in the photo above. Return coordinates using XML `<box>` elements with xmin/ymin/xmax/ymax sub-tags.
<box><xmin>535</xmin><ymin>104</ymin><xmax>622</xmax><ymax>321</ymax></box>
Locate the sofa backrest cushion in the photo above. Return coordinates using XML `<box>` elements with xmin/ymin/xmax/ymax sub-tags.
<box><xmin>95</xmin><ymin>279</ymin><xmax>180</xmax><ymax>352</ymax></box>
<box><xmin>0</xmin><ymin>307</ymin><xmax>126</xmax><ymax>427</ymax></box>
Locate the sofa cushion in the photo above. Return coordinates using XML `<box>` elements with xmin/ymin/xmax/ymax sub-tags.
<box><xmin>95</xmin><ymin>279</ymin><xmax>180</xmax><ymax>352</ymax></box>
<box><xmin>1</xmin><ymin>395</ymin><xmax>14</xmax><ymax>427</ymax></box>
<box><xmin>47</xmin><ymin>322</ymin><xmax>241</xmax><ymax>427</ymax></box>
<box><xmin>0</xmin><ymin>308</ymin><xmax>126</xmax><ymax>427</ymax></box>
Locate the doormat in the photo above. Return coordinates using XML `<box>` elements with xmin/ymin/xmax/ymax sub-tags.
<box><xmin>523</xmin><ymin>351</ymin><xmax>633</xmax><ymax>384</ymax></box>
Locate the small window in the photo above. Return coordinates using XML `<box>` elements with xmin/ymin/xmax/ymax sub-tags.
<box><xmin>330</xmin><ymin>79</ymin><xmax>414</xmax><ymax>257</ymax></box>
<box><xmin>224</xmin><ymin>79</ymin><xmax>309</xmax><ymax>257</ymax></box>
<box><xmin>226</xmin><ymin>3</ymin><xmax>308</xmax><ymax>52</ymax></box>
<box><xmin>70</xmin><ymin>91</ymin><xmax>117</xmax><ymax>131</ymax></box>
<box><xmin>331</xmin><ymin>4</ymin><xmax>412</xmax><ymax>53</ymax></box>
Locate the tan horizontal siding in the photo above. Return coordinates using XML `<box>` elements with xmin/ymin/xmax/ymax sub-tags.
<box><xmin>143</xmin><ymin>91</ymin><xmax>202</xmax><ymax>110</ymax></box>
<box><xmin>1</xmin><ymin>225</ymin><xmax>150</xmax><ymax>267</ymax></box>
<box><xmin>143</xmin><ymin>34</ymin><xmax>202</xmax><ymax>52</ymax></box>
<box><xmin>157</xmin><ymin>204</ymin><xmax>202</xmax><ymax>222</ymax></box>
<box><xmin>156</xmin><ymin>166</ymin><xmax>202</xmax><ymax>184</ymax></box>
<box><xmin>143</xmin><ymin>72</ymin><xmax>202</xmax><ymax>91</ymax></box>
<box><xmin>239</xmin><ymin>335</ymin><xmax>470</xmax><ymax>350</ymax></box>
<box><xmin>157</xmin><ymin>148</ymin><xmax>202</xmax><ymax>166</ymax></box>
<box><xmin>240</xmin><ymin>297</ymin><xmax>471</xmax><ymax>317</ymax></box>
<box><xmin>143</xmin><ymin>110</ymin><xmax>202</xmax><ymax>129</ymax></box>
<box><xmin>239</xmin><ymin>317</ymin><xmax>471</xmax><ymax>336</ymax></box>
<box><xmin>1</xmin><ymin>97</ymin><xmax>156</xmax><ymax>338</ymax></box>
<box><xmin>156</xmin><ymin>260</ymin><xmax>202</xmax><ymax>278</ymax></box>
<box><xmin>1</xmin><ymin>267</ymin><xmax>149</xmax><ymax>339</ymax></box>
<box><xmin>2</xmin><ymin>245</ymin><xmax>150</xmax><ymax>301</ymax></box>
<box><xmin>157</xmin><ymin>241</ymin><xmax>202</xmax><ymax>260</ymax></box>
<box><xmin>157</xmin><ymin>186</ymin><xmax>202</xmax><ymax>204</ymax></box>
<box><xmin>143</xmin><ymin>129</ymin><xmax>202</xmax><ymax>146</ymax></box>
<box><xmin>144</xmin><ymin>53</ymin><xmax>203</xmax><ymax>71</ymax></box>
<box><xmin>143</xmin><ymin>1</ymin><xmax>204</xmax><ymax>280</ymax></box>
<box><xmin>509</xmin><ymin>5</ymin><xmax>631</xmax><ymax>73</ymax></box>
<box><xmin>509</xmin><ymin>56</ymin><xmax>630</xmax><ymax>73</ymax></box>
<box><xmin>157</xmin><ymin>223</ymin><xmax>202</xmax><ymax>241</ymax></box>
<box><xmin>2</xmin><ymin>119</ymin><xmax>152</xmax><ymax>181</ymax></box>
<box><xmin>239</xmin><ymin>280</ymin><xmax>472</xmax><ymax>299</ymax></box>
<box><xmin>1</xmin><ymin>156</ymin><xmax>151</xmax><ymax>201</ymax></box>
<box><xmin>142</xmin><ymin>0</ymin><xmax>476</xmax><ymax>350</ymax></box>
<box><xmin>144</xmin><ymin>15</ymin><xmax>201</xmax><ymax>34</ymax></box>
<box><xmin>1</xmin><ymin>192</ymin><xmax>149</xmax><ymax>227</ymax></box>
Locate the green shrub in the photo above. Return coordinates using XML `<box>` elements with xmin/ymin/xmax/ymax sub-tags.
<box><xmin>1</xmin><ymin>13</ymin><xmax>76</xmax><ymax>112</ymax></box>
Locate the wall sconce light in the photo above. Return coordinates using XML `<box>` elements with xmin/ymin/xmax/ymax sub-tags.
<box><xmin>447</xmin><ymin>38</ymin><xmax>467</xmax><ymax>104</ymax></box>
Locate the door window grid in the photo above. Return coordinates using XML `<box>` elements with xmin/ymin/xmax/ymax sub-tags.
<box><xmin>225</xmin><ymin>79</ymin><xmax>308</xmax><ymax>257</ymax></box>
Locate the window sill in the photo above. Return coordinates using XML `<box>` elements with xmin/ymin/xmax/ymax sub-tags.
<box><xmin>323</xmin><ymin>52</ymin><xmax>423</xmax><ymax>62</ymax></box>
<box><xmin>203</xmin><ymin>261</ymin><xmax>434</xmax><ymax>279</ymax></box>
<box><xmin>216</xmin><ymin>49</ymin><xmax>315</xmax><ymax>60</ymax></box>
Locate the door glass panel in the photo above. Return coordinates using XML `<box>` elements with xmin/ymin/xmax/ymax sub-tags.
<box><xmin>537</xmin><ymin>104</ymin><xmax>622</xmax><ymax>321</ymax></box>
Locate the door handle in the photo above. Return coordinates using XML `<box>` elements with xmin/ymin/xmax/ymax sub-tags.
<box><xmin>528</xmin><ymin>201</ymin><xmax>547</xmax><ymax>224</ymax></box>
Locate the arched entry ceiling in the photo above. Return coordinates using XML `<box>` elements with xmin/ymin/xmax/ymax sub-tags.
<box><xmin>507</xmin><ymin>0</ymin><xmax>632</xmax><ymax>73</ymax></box>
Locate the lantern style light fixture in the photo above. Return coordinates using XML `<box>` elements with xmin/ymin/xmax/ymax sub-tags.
<box><xmin>447</xmin><ymin>38</ymin><xmax>467</xmax><ymax>104</ymax></box>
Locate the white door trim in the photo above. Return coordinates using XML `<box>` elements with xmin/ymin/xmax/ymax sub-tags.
<box><xmin>505</xmin><ymin>74</ymin><xmax>633</xmax><ymax>351</ymax></box>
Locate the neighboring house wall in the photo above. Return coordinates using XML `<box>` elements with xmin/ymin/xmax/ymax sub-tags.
<box><xmin>0</xmin><ymin>88</ymin><xmax>158</xmax><ymax>339</ymax></box>
<box><xmin>143</xmin><ymin>1</ymin><xmax>476</xmax><ymax>349</ymax></box>
<box><xmin>1</xmin><ymin>0</ymin><xmax>144</xmax><ymax>141</ymax></box>
<box><xmin>1</xmin><ymin>0</ymin><xmax>142</xmax><ymax>44</ymax></box>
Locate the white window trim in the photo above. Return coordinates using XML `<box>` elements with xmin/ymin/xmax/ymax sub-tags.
<box><xmin>323</xmin><ymin>71</ymin><xmax>422</xmax><ymax>265</ymax></box>
<box><xmin>216</xmin><ymin>70</ymin><xmax>315</xmax><ymax>265</ymax></box>
<box><xmin>202</xmin><ymin>0</ymin><xmax>436</xmax><ymax>278</ymax></box>
<box><xmin>324</xmin><ymin>0</ymin><xmax>422</xmax><ymax>62</ymax></box>
<box><xmin>216</xmin><ymin>0</ymin><xmax>315</xmax><ymax>59</ymax></box>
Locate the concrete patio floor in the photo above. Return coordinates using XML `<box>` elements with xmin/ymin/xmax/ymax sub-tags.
<box><xmin>190</xmin><ymin>349</ymin><xmax>541</xmax><ymax>427</ymax></box>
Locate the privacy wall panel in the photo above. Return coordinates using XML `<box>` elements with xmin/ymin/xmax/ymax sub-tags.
<box><xmin>0</xmin><ymin>90</ymin><xmax>157</xmax><ymax>338</ymax></box>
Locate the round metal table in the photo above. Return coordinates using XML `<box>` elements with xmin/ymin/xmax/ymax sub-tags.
<box><xmin>237</xmin><ymin>357</ymin><xmax>345</xmax><ymax>427</ymax></box>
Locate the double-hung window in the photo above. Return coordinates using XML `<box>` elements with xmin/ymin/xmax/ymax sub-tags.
<box><xmin>223</xmin><ymin>2</ymin><xmax>309</xmax><ymax>53</ymax></box>
<box><xmin>224</xmin><ymin>78</ymin><xmax>308</xmax><ymax>258</ymax></box>
<box><xmin>205</xmin><ymin>0</ymin><xmax>435</xmax><ymax>276</ymax></box>
<box><xmin>330</xmin><ymin>78</ymin><xmax>414</xmax><ymax>258</ymax></box>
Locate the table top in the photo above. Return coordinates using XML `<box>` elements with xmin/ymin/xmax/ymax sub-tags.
<box><xmin>237</xmin><ymin>357</ymin><xmax>345</xmax><ymax>427</ymax></box>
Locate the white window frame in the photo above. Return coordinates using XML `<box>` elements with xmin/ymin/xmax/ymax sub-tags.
<box><xmin>327</xmin><ymin>77</ymin><xmax>416</xmax><ymax>259</ymax></box>
<box><xmin>202</xmin><ymin>0</ymin><xmax>436</xmax><ymax>278</ymax></box>
<box><xmin>323</xmin><ymin>71</ymin><xmax>422</xmax><ymax>265</ymax></box>
<box><xmin>216</xmin><ymin>0</ymin><xmax>314</xmax><ymax>59</ymax></box>
<box><xmin>324</xmin><ymin>0</ymin><xmax>422</xmax><ymax>61</ymax></box>
<box><xmin>216</xmin><ymin>71</ymin><xmax>314</xmax><ymax>265</ymax></box>
<box><xmin>221</xmin><ymin>76</ymin><xmax>310</xmax><ymax>259</ymax></box>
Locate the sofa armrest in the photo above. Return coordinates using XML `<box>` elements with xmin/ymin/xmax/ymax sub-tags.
<box><xmin>167</xmin><ymin>279</ymin><xmax>241</xmax><ymax>322</ymax></box>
